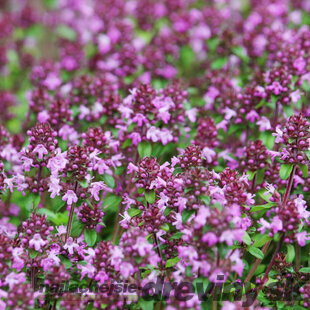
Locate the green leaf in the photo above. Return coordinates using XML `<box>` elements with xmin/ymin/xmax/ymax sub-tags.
<box><xmin>243</xmin><ymin>232</ymin><xmax>252</xmax><ymax>246</ymax></box>
<box><xmin>299</xmin><ymin>164</ymin><xmax>308</xmax><ymax>178</ymax></box>
<box><xmin>259</xmin><ymin>131</ymin><xmax>275</xmax><ymax>150</ymax></box>
<box><xmin>257</xmin><ymin>189</ymin><xmax>272</xmax><ymax>203</ymax></box>
<box><xmin>71</xmin><ymin>215</ymin><xmax>84</xmax><ymax>238</ymax></box>
<box><xmin>252</xmin><ymin>234</ymin><xmax>272</xmax><ymax>248</ymax></box>
<box><xmin>84</xmin><ymin>229</ymin><xmax>97</xmax><ymax>246</ymax></box>
<box><xmin>182</xmin><ymin>210</ymin><xmax>195</xmax><ymax>223</ymax></box>
<box><xmin>299</xmin><ymin>267</ymin><xmax>310</xmax><ymax>273</ymax></box>
<box><xmin>56</xmin><ymin>25</ymin><xmax>77</xmax><ymax>41</ymax></box>
<box><xmin>231</xmin><ymin>46</ymin><xmax>248</xmax><ymax>62</ymax></box>
<box><xmin>165</xmin><ymin>257</ymin><xmax>181</xmax><ymax>268</ymax></box>
<box><xmin>247</xmin><ymin>170</ymin><xmax>256</xmax><ymax>181</ymax></box>
<box><xmin>250</xmin><ymin>202</ymin><xmax>276</xmax><ymax>212</ymax></box>
<box><xmin>256</xmin><ymin>169</ymin><xmax>265</xmax><ymax>185</ymax></box>
<box><xmin>279</xmin><ymin>164</ymin><xmax>293</xmax><ymax>180</ymax></box>
<box><xmin>211</xmin><ymin>57</ymin><xmax>228</xmax><ymax>70</ymax></box>
<box><xmin>305</xmin><ymin>150</ymin><xmax>310</xmax><ymax>161</ymax></box>
<box><xmin>138</xmin><ymin>141</ymin><xmax>152</xmax><ymax>158</ymax></box>
<box><xmin>179</xmin><ymin>45</ymin><xmax>195</xmax><ymax>69</ymax></box>
<box><xmin>248</xmin><ymin>246</ymin><xmax>264</xmax><ymax>259</ymax></box>
<box><xmin>127</xmin><ymin>208</ymin><xmax>142</xmax><ymax>217</ymax></box>
<box><xmin>29</xmin><ymin>249</ymin><xmax>39</xmax><ymax>259</ymax></box>
<box><xmin>199</xmin><ymin>196</ymin><xmax>210</xmax><ymax>205</ymax></box>
<box><xmin>207</xmin><ymin>37</ymin><xmax>220</xmax><ymax>52</ymax></box>
<box><xmin>102</xmin><ymin>174</ymin><xmax>115</xmax><ymax>188</ymax></box>
<box><xmin>161</xmin><ymin>223</ymin><xmax>170</xmax><ymax>232</ymax></box>
<box><xmin>102</xmin><ymin>194</ymin><xmax>122</xmax><ymax>212</ymax></box>
<box><xmin>144</xmin><ymin>190</ymin><xmax>155</xmax><ymax>204</ymax></box>
<box><xmin>60</xmin><ymin>255</ymin><xmax>72</xmax><ymax>269</ymax></box>
<box><xmin>286</xmin><ymin>244</ymin><xmax>295</xmax><ymax>263</ymax></box>
<box><xmin>170</xmin><ymin>232</ymin><xmax>184</xmax><ymax>240</ymax></box>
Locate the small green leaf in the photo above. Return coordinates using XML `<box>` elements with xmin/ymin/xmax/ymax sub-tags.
<box><xmin>138</xmin><ymin>141</ymin><xmax>152</xmax><ymax>158</ymax></box>
<box><xmin>250</xmin><ymin>202</ymin><xmax>276</xmax><ymax>212</ymax></box>
<box><xmin>248</xmin><ymin>246</ymin><xmax>264</xmax><ymax>259</ymax></box>
<box><xmin>102</xmin><ymin>174</ymin><xmax>115</xmax><ymax>188</ymax></box>
<box><xmin>165</xmin><ymin>257</ymin><xmax>181</xmax><ymax>268</ymax></box>
<box><xmin>60</xmin><ymin>255</ymin><xmax>72</xmax><ymax>269</ymax></box>
<box><xmin>84</xmin><ymin>229</ymin><xmax>97</xmax><ymax>246</ymax></box>
<box><xmin>170</xmin><ymin>232</ymin><xmax>184</xmax><ymax>240</ymax></box>
<box><xmin>127</xmin><ymin>208</ymin><xmax>142</xmax><ymax>217</ymax></box>
<box><xmin>247</xmin><ymin>170</ymin><xmax>256</xmax><ymax>181</ymax></box>
<box><xmin>299</xmin><ymin>164</ymin><xmax>308</xmax><ymax>178</ymax></box>
<box><xmin>299</xmin><ymin>267</ymin><xmax>310</xmax><ymax>273</ymax></box>
<box><xmin>252</xmin><ymin>234</ymin><xmax>272</xmax><ymax>248</ymax></box>
<box><xmin>279</xmin><ymin>164</ymin><xmax>293</xmax><ymax>180</ymax></box>
<box><xmin>102</xmin><ymin>194</ymin><xmax>122</xmax><ymax>212</ymax></box>
<box><xmin>286</xmin><ymin>244</ymin><xmax>295</xmax><ymax>263</ymax></box>
<box><xmin>29</xmin><ymin>249</ymin><xmax>39</xmax><ymax>259</ymax></box>
<box><xmin>207</xmin><ymin>37</ymin><xmax>220</xmax><ymax>52</ymax></box>
<box><xmin>161</xmin><ymin>223</ymin><xmax>170</xmax><ymax>232</ymax></box>
<box><xmin>243</xmin><ymin>232</ymin><xmax>252</xmax><ymax>246</ymax></box>
<box><xmin>211</xmin><ymin>57</ymin><xmax>228</xmax><ymax>70</ymax></box>
<box><xmin>145</xmin><ymin>190</ymin><xmax>155</xmax><ymax>204</ymax></box>
<box><xmin>231</xmin><ymin>46</ymin><xmax>248</xmax><ymax>62</ymax></box>
<box><xmin>182</xmin><ymin>210</ymin><xmax>195</xmax><ymax>223</ymax></box>
<box><xmin>305</xmin><ymin>150</ymin><xmax>310</xmax><ymax>161</ymax></box>
<box><xmin>199</xmin><ymin>196</ymin><xmax>210</xmax><ymax>205</ymax></box>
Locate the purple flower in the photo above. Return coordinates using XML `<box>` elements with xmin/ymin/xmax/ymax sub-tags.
<box><xmin>29</xmin><ymin>233</ymin><xmax>47</xmax><ymax>251</ymax></box>
<box><xmin>33</xmin><ymin>144</ymin><xmax>48</xmax><ymax>160</ymax></box>
<box><xmin>89</xmin><ymin>181</ymin><xmax>111</xmax><ymax>201</ymax></box>
<box><xmin>62</xmin><ymin>190</ymin><xmax>78</xmax><ymax>205</ymax></box>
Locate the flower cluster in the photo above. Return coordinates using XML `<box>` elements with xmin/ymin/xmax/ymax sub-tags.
<box><xmin>0</xmin><ymin>0</ymin><xmax>310</xmax><ymax>309</ymax></box>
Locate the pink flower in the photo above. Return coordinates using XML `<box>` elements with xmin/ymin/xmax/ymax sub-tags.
<box><xmin>293</xmin><ymin>57</ymin><xmax>306</xmax><ymax>72</ymax></box>
<box><xmin>185</xmin><ymin>108</ymin><xmax>198</xmax><ymax>122</ymax></box>
<box><xmin>5</xmin><ymin>272</ymin><xmax>26</xmax><ymax>289</ymax></box>
<box><xmin>128</xmin><ymin>132</ymin><xmax>141</xmax><ymax>146</ymax></box>
<box><xmin>132</xmin><ymin>113</ymin><xmax>148</xmax><ymax>126</ymax></box>
<box><xmin>257</xmin><ymin>116</ymin><xmax>271</xmax><ymax>131</ymax></box>
<box><xmin>110</xmin><ymin>246</ymin><xmax>124</xmax><ymax>266</ymax></box>
<box><xmin>133</xmin><ymin>236</ymin><xmax>153</xmax><ymax>256</ymax></box>
<box><xmin>63</xmin><ymin>237</ymin><xmax>79</xmax><ymax>255</ymax></box>
<box><xmin>29</xmin><ymin>233</ymin><xmax>47</xmax><ymax>251</ymax></box>
<box><xmin>89</xmin><ymin>181</ymin><xmax>110</xmax><ymax>201</ymax></box>
<box><xmin>119</xmin><ymin>262</ymin><xmax>134</xmax><ymax>278</ymax></box>
<box><xmin>157</xmin><ymin>192</ymin><xmax>169</xmax><ymax>211</ymax></box>
<box><xmin>230</xmin><ymin>250</ymin><xmax>245</xmax><ymax>276</ymax></box>
<box><xmin>272</xmin><ymin>126</ymin><xmax>283</xmax><ymax>143</ymax></box>
<box><xmin>48</xmin><ymin>176</ymin><xmax>62</xmax><ymax>198</ymax></box>
<box><xmin>62</xmin><ymin>190</ymin><xmax>78</xmax><ymax>205</ymax></box>
<box><xmin>127</xmin><ymin>162</ymin><xmax>138</xmax><ymax>174</ymax></box>
<box><xmin>270</xmin><ymin>216</ymin><xmax>283</xmax><ymax>234</ymax></box>
<box><xmin>21</xmin><ymin>156</ymin><xmax>33</xmax><ymax>171</ymax></box>
<box><xmin>202</xmin><ymin>232</ymin><xmax>218</xmax><ymax>246</ymax></box>
<box><xmin>43</xmin><ymin>72</ymin><xmax>61</xmax><ymax>90</ymax></box>
<box><xmin>246</xmin><ymin>110</ymin><xmax>260</xmax><ymax>122</ymax></box>
<box><xmin>146</xmin><ymin>126</ymin><xmax>160</xmax><ymax>142</ymax></box>
<box><xmin>38</xmin><ymin>110</ymin><xmax>50</xmax><ymax>123</ymax></box>
<box><xmin>194</xmin><ymin>206</ymin><xmax>211</xmax><ymax>228</ymax></box>
<box><xmin>290</xmin><ymin>90</ymin><xmax>301</xmax><ymax>104</ymax></box>
<box><xmin>202</xmin><ymin>147</ymin><xmax>216</xmax><ymax>163</ymax></box>
<box><xmin>47</xmin><ymin>150</ymin><xmax>68</xmax><ymax>175</ymax></box>
<box><xmin>33</xmin><ymin>144</ymin><xmax>48</xmax><ymax>159</ymax></box>
<box><xmin>296</xmin><ymin>231</ymin><xmax>309</xmax><ymax>246</ymax></box>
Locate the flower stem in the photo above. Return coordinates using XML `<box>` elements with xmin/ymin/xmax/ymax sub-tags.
<box><xmin>244</xmin><ymin>165</ymin><xmax>296</xmax><ymax>286</ymax></box>
<box><xmin>282</xmin><ymin>165</ymin><xmax>296</xmax><ymax>206</ymax></box>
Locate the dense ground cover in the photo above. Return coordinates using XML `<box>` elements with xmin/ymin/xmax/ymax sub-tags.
<box><xmin>0</xmin><ymin>0</ymin><xmax>310</xmax><ymax>309</ymax></box>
